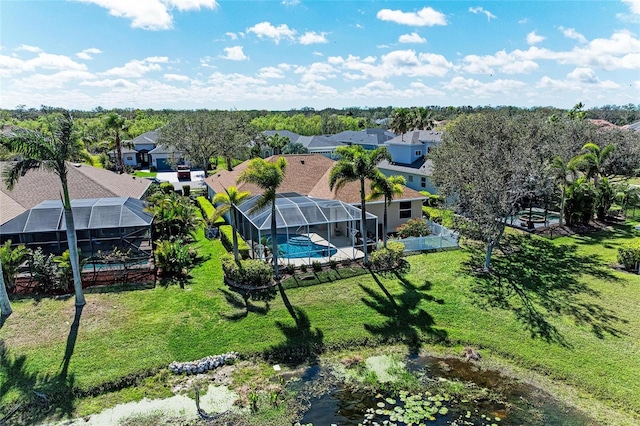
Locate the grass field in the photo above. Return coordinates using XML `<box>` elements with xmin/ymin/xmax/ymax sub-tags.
<box><xmin>1</xmin><ymin>224</ymin><xmax>639</xmax><ymax>424</ymax></box>
<box><xmin>131</xmin><ymin>171</ymin><xmax>157</xmax><ymax>178</ymax></box>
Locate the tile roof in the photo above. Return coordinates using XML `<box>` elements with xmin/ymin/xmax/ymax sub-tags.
<box><xmin>0</xmin><ymin>162</ymin><xmax>150</xmax><ymax>224</ymax></box>
<box><xmin>204</xmin><ymin>154</ymin><xmax>425</xmax><ymax>205</ymax></box>
<box><xmin>130</xmin><ymin>130</ymin><xmax>159</xmax><ymax>145</ymax></box>
<box><xmin>386</xmin><ymin>130</ymin><xmax>442</xmax><ymax>145</ymax></box>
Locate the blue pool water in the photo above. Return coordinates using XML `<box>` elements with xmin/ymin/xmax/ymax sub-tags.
<box><xmin>268</xmin><ymin>234</ymin><xmax>337</xmax><ymax>259</ymax></box>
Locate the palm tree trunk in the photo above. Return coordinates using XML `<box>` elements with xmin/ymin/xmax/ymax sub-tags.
<box><xmin>62</xmin><ymin>180</ymin><xmax>86</xmax><ymax>306</ymax></box>
<box><xmin>360</xmin><ymin>178</ymin><xmax>368</xmax><ymax>264</ymax></box>
<box><xmin>559</xmin><ymin>186</ymin><xmax>565</xmax><ymax>227</ymax></box>
<box><xmin>271</xmin><ymin>200</ymin><xmax>279</xmax><ymax>281</ymax></box>
<box><xmin>115</xmin><ymin>131</ymin><xmax>124</xmax><ymax>174</ymax></box>
<box><xmin>231</xmin><ymin>207</ymin><xmax>239</xmax><ymax>262</ymax></box>
<box><xmin>0</xmin><ymin>261</ymin><xmax>13</xmax><ymax>317</ymax></box>
<box><xmin>383</xmin><ymin>196</ymin><xmax>388</xmax><ymax>248</ymax></box>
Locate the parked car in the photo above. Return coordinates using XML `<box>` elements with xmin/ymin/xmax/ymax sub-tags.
<box><xmin>177</xmin><ymin>165</ymin><xmax>191</xmax><ymax>180</ymax></box>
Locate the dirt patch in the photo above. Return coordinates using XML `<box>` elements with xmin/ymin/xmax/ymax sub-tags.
<box><xmin>533</xmin><ymin>220</ymin><xmax>612</xmax><ymax>237</ymax></box>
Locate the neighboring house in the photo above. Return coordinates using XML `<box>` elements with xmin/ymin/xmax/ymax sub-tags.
<box><xmin>148</xmin><ymin>145</ymin><xmax>187</xmax><ymax>171</ymax></box>
<box><xmin>109</xmin><ymin>147</ymin><xmax>139</xmax><ymax>167</ymax></box>
<box><xmin>328</xmin><ymin>128</ymin><xmax>395</xmax><ymax>150</ymax></box>
<box><xmin>108</xmin><ymin>130</ymin><xmax>158</xmax><ymax>169</ymax></box>
<box><xmin>204</xmin><ymin>154</ymin><xmax>426</xmax><ymax>238</ymax></box>
<box><xmin>624</xmin><ymin>120</ymin><xmax>640</xmax><ymax>132</ymax></box>
<box><xmin>0</xmin><ymin>161</ymin><xmax>151</xmax><ymax>226</ymax></box>
<box><xmin>260</xmin><ymin>130</ymin><xmax>342</xmax><ymax>158</ymax></box>
<box><xmin>378</xmin><ymin>130</ymin><xmax>442</xmax><ymax>193</ymax></box>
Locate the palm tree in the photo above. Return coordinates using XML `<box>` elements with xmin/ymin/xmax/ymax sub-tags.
<box><xmin>104</xmin><ymin>113</ymin><xmax>127</xmax><ymax>174</ymax></box>
<box><xmin>213</xmin><ymin>186</ymin><xmax>251</xmax><ymax>262</ymax></box>
<box><xmin>550</xmin><ymin>156</ymin><xmax>578</xmax><ymax>227</ymax></box>
<box><xmin>237</xmin><ymin>157</ymin><xmax>287</xmax><ymax>280</ymax></box>
<box><xmin>145</xmin><ymin>192</ymin><xmax>203</xmax><ymax>241</ymax></box>
<box><xmin>574</xmin><ymin>142</ymin><xmax>615</xmax><ymax>188</ymax></box>
<box><xmin>366</xmin><ymin>172</ymin><xmax>405</xmax><ymax>248</ymax></box>
<box><xmin>0</xmin><ymin>261</ymin><xmax>12</xmax><ymax>317</ymax></box>
<box><xmin>389</xmin><ymin>108</ymin><xmax>411</xmax><ymax>141</ymax></box>
<box><xmin>267</xmin><ymin>133</ymin><xmax>290</xmax><ymax>156</ymax></box>
<box><xmin>329</xmin><ymin>145</ymin><xmax>391</xmax><ymax>264</ymax></box>
<box><xmin>411</xmin><ymin>107</ymin><xmax>434</xmax><ymax>131</ymax></box>
<box><xmin>1</xmin><ymin>110</ymin><xmax>91</xmax><ymax>306</ymax></box>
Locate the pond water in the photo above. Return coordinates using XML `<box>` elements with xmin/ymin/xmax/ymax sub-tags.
<box><xmin>299</xmin><ymin>354</ymin><xmax>596</xmax><ymax>426</ymax></box>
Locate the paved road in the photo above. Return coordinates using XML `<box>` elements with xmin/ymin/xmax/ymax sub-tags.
<box><xmin>155</xmin><ymin>170</ymin><xmax>206</xmax><ymax>190</ymax></box>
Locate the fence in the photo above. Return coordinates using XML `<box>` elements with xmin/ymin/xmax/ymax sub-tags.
<box><xmin>386</xmin><ymin>220</ymin><xmax>459</xmax><ymax>253</ymax></box>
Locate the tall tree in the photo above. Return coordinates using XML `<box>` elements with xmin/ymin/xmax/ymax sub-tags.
<box><xmin>104</xmin><ymin>112</ymin><xmax>127</xmax><ymax>174</ymax></box>
<box><xmin>329</xmin><ymin>145</ymin><xmax>391</xmax><ymax>264</ymax></box>
<box><xmin>431</xmin><ymin>112</ymin><xmax>543</xmax><ymax>270</ymax></box>
<box><xmin>237</xmin><ymin>157</ymin><xmax>287</xmax><ymax>280</ymax></box>
<box><xmin>574</xmin><ymin>142</ymin><xmax>615</xmax><ymax>188</ymax></box>
<box><xmin>550</xmin><ymin>156</ymin><xmax>578</xmax><ymax>227</ymax></box>
<box><xmin>389</xmin><ymin>108</ymin><xmax>411</xmax><ymax>141</ymax></box>
<box><xmin>157</xmin><ymin>111</ymin><xmax>217</xmax><ymax>176</ymax></box>
<box><xmin>366</xmin><ymin>172</ymin><xmax>405</xmax><ymax>248</ymax></box>
<box><xmin>213</xmin><ymin>111</ymin><xmax>253</xmax><ymax>171</ymax></box>
<box><xmin>213</xmin><ymin>186</ymin><xmax>251</xmax><ymax>262</ymax></box>
<box><xmin>411</xmin><ymin>107</ymin><xmax>435</xmax><ymax>131</ymax></box>
<box><xmin>266</xmin><ymin>133</ymin><xmax>290</xmax><ymax>156</ymax></box>
<box><xmin>1</xmin><ymin>110</ymin><xmax>91</xmax><ymax>306</ymax></box>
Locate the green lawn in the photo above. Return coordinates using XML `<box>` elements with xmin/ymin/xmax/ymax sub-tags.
<box><xmin>132</xmin><ymin>171</ymin><xmax>157</xmax><ymax>178</ymax></box>
<box><xmin>1</xmin><ymin>226</ymin><xmax>639</xmax><ymax>424</ymax></box>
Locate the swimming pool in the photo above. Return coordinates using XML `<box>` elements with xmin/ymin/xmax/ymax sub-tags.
<box><xmin>268</xmin><ymin>234</ymin><xmax>337</xmax><ymax>259</ymax></box>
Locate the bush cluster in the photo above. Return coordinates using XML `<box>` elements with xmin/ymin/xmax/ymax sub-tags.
<box><xmin>370</xmin><ymin>242</ymin><xmax>405</xmax><ymax>271</ymax></box>
<box><xmin>396</xmin><ymin>218</ymin><xmax>430</xmax><ymax>238</ymax></box>
<box><xmin>617</xmin><ymin>241</ymin><xmax>640</xmax><ymax>271</ymax></box>
<box><xmin>222</xmin><ymin>254</ymin><xmax>273</xmax><ymax>288</ymax></box>
<box><xmin>196</xmin><ymin>196</ymin><xmax>216</xmax><ymax>223</ymax></box>
<box><xmin>219</xmin><ymin>225</ymin><xmax>250</xmax><ymax>259</ymax></box>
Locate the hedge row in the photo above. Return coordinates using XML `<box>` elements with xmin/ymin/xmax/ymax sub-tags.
<box><xmin>219</xmin><ymin>225</ymin><xmax>250</xmax><ymax>259</ymax></box>
<box><xmin>196</xmin><ymin>196</ymin><xmax>216</xmax><ymax>222</ymax></box>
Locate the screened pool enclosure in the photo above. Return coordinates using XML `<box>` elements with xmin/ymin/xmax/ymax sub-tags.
<box><xmin>0</xmin><ymin>197</ymin><xmax>153</xmax><ymax>258</ymax></box>
<box><xmin>235</xmin><ymin>192</ymin><xmax>378</xmax><ymax>265</ymax></box>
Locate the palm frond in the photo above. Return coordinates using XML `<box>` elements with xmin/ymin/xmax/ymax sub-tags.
<box><xmin>2</xmin><ymin>159</ymin><xmax>42</xmax><ymax>190</ymax></box>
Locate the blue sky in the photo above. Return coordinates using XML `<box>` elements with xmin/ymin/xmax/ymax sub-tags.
<box><xmin>1</xmin><ymin>0</ymin><xmax>639</xmax><ymax>110</ymax></box>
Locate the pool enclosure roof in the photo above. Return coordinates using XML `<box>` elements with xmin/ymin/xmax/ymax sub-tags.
<box><xmin>237</xmin><ymin>192</ymin><xmax>376</xmax><ymax>231</ymax></box>
<box><xmin>0</xmin><ymin>197</ymin><xmax>153</xmax><ymax>234</ymax></box>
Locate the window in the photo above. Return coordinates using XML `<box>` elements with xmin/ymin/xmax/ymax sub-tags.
<box><xmin>399</xmin><ymin>201</ymin><xmax>412</xmax><ymax>219</ymax></box>
<box><xmin>126</xmin><ymin>156</ymin><xmax>133</xmax><ymax>160</ymax></box>
<box><xmin>421</xmin><ymin>177</ymin><xmax>426</xmax><ymax>188</ymax></box>
<box><xmin>408</xmin><ymin>175</ymin><xmax>413</xmax><ymax>182</ymax></box>
<box><xmin>415</xmin><ymin>150</ymin><xmax>422</xmax><ymax>156</ymax></box>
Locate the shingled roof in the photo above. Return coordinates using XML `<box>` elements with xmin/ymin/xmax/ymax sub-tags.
<box><xmin>204</xmin><ymin>154</ymin><xmax>425</xmax><ymax>205</ymax></box>
<box><xmin>0</xmin><ymin>162</ymin><xmax>151</xmax><ymax>224</ymax></box>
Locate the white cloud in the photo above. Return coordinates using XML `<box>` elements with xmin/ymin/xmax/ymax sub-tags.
<box><xmin>559</xmin><ymin>27</ymin><xmax>587</xmax><ymax>43</ymax></box>
<box><xmin>102</xmin><ymin>56</ymin><xmax>168</xmax><ymax>77</ymax></box>
<box><xmin>219</xmin><ymin>46</ymin><xmax>248</xmax><ymax>61</ymax></box>
<box><xmin>468</xmin><ymin>6</ymin><xmax>496</xmax><ymax>21</ymax></box>
<box><xmin>281</xmin><ymin>0</ymin><xmax>300</xmax><ymax>5</ymax></box>
<box><xmin>443</xmin><ymin>76</ymin><xmax>527</xmax><ymax>98</ymax></box>
<box><xmin>0</xmin><ymin>52</ymin><xmax>88</xmax><ymax>77</ymax></box>
<box><xmin>376</xmin><ymin>7</ymin><xmax>447</xmax><ymax>27</ymax></box>
<box><xmin>299</xmin><ymin>31</ymin><xmax>328</xmax><ymax>45</ymax></box>
<box><xmin>398</xmin><ymin>32</ymin><xmax>426</xmax><ymax>44</ymax></box>
<box><xmin>518</xmin><ymin>18</ymin><xmax>530</xmax><ymax>24</ymax></box>
<box><xmin>459</xmin><ymin>50</ymin><xmax>539</xmax><ymax>75</ymax></box>
<box><xmin>246</xmin><ymin>22</ymin><xmax>296</xmax><ymax>44</ymax></box>
<box><xmin>80</xmin><ymin>78</ymin><xmax>138</xmax><ymax>88</ymax></box>
<box><xmin>76</xmin><ymin>47</ymin><xmax>103</xmax><ymax>60</ymax></box>
<box><xmin>77</xmin><ymin>0</ymin><xmax>218</xmax><ymax>30</ymax></box>
<box><xmin>567</xmin><ymin>67</ymin><xmax>599</xmax><ymax>83</ymax></box>
<box><xmin>16</xmin><ymin>44</ymin><xmax>42</xmax><ymax>53</ymax></box>
<box><xmin>622</xmin><ymin>0</ymin><xmax>640</xmax><ymax>14</ymax></box>
<box><xmin>225</xmin><ymin>32</ymin><xmax>238</xmax><ymax>40</ymax></box>
<box><xmin>257</xmin><ymin>66</ymin><xmax>285</xmax><ymax>79</ymax></box>
<box><xmin>527</xmin><ymin>31</ymin><xmax>545</xmax><ymax>45</ymax></box>
<box><xmin>312</xmin><ymin>51</ymin><xmax>323</xmax><ymax>57</ymax></box>
<box><xmin>12</xmin><ymin>70</ymin><xmax>96</xmax><ymax>90</ymax></box>
<box><xmin>164</xmin><ymin>73</ymin><xmax>190</xmax><ymax>82</ymax></box>
<box><xmin>294</xmin><ymin>62</ymin><xmax>336</xmax><ymax>82</ymax></box>
<box><xmin>330</xmin><ymin>50</ymin><xmax>452</xmax><ymax>80</ymax></box>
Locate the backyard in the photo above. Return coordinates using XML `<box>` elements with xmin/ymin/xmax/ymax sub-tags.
<box><xmin>1</xmin><ymin>221</ymin><xmax>639</xmax><ymax>425</ymax></box>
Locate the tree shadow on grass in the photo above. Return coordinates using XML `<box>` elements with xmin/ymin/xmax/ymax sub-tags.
<box><xmin>0</xmin><ymin>308</ymin><xmax>81</xmax><ymax>424</ymax></box>
<box><xmin>263</xmin><ymin>285</ymin><xmax>324</xmax><ymax>367</ymax></box>
<box><xmin>218</xmin><ymin>287</ymin><xmax>273</xmax><ymax>320</ymax></box>
<box><xmin>361</xmin><ymin>271</ymin><xmax>448</xmax><ymax>356</ymax></box>
<box><xmin>465</xmin><ymin>233</ymin><xmax>627</xmax><ymax>347</ymax></box>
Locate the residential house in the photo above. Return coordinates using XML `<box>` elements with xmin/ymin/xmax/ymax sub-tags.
<box><xmin>261</xmin><ymin>130</ymin><xmax>342</xmax><ymax>158</ymax></box>
<box><xmin>377</xmin><ymin>130</ymin><xmax>442</xmax><ymax>193</ymax></box>
<box><xmin>328</xmin><ymin>128</ymin><xmax>395</xmax><ymax>150</ymax></box>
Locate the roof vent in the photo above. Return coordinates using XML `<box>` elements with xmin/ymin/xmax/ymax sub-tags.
<box><xmin>301</xmin><ymin>160</ymin><xmax>305</xmax><ymax>165</ymax></box>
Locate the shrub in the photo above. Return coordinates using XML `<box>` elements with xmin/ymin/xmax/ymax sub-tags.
<box><xmin>155</xmin><ymin>239</ymin><xmax>194</xmax><ymax>276</ymax></box>
<box><xmin>150</xmin><ymin>165</ymin><xmax>157</xmax><ymax>172</ymax></box>
<box><xmin>312</xmin><ymin>261</ymin><xmax>322</xmax><ymax>272</ymax></box>
<box><xmin>329</xmin><ymin>259</ymin><xmax>339</xmax><ymax>269</ymax></box>
<box><xmin>300</xmin><ymin>263</ymin><xmax>308</xmax><ymax>273</ymax></box>
<box><xmin>370</xmin><ymin>242</ymin><xmax>405</xmax><ymax>271</ymax></box>
<box><xmin>30</xmin><ymin>247</ymin><xmax>62</xmax><ymax>292</ymax></box>
<box><xmin>396</xmin><ymin>218</ymin><xmax>430</xmax><ymax>238</ymax></box>
<box><xmin>285</xmin><ymin>264</ymin><xmax>296</xmax><ymax>275</ymax></box>
<box><xmin>196</xmin><ymin>196</ymin><xmax>216</xmax><ymax>222</ymax></box>
<box><xmin>182</xmin><ymin>184</ymin><xmax>191</xmax><ymax>197</ymax></box>
<box><xmin>160</xmin><ymin>181</ymin><xmax>175</xmax><ymax>194</ymax></box>
<box><xmin>617</xmin><ymin>241</ymin><xmax>640</xmax><ymax>271</ymax></box>
<box><xmin>219</xmin><ymin>225</ymin><xmax>250</xmax><ymax>259</ymax></box>
<box><xmin>221</xmin><ymin>254</ymin><xmax>273</xmax><ymax>287</ymax></box>
<box><xmin>0</xmin><ymin>240</ymin><xmax>29</xmax><ymax>291</ymax></box>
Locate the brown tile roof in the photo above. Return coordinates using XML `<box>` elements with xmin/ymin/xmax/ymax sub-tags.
<box><xmin>204</xmin><ymin>154</ymin><xmax>425</xmax><ymax>205</ymax></box>
<box><xmin>0</xmin><ymin>162</ymin><xmax>150</xmax><ymax>224</ymax></box>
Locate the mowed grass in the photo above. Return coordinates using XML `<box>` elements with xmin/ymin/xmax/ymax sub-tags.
<box><xmin>1</xmin><ymin>226</ymin><xmax>640</xmax><ymax>423</ymax></box>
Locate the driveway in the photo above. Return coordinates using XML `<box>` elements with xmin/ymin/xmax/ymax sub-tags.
<box><xmin>156</xmin><ymin>169</ymin><xmax>206</xmax><ymax>190</ymax></box>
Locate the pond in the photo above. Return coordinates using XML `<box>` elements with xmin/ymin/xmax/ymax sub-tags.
<box><xmin>297</xmin><ymin>353</ymin><xmax>596</xmax><ymax>426</ymax></box>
